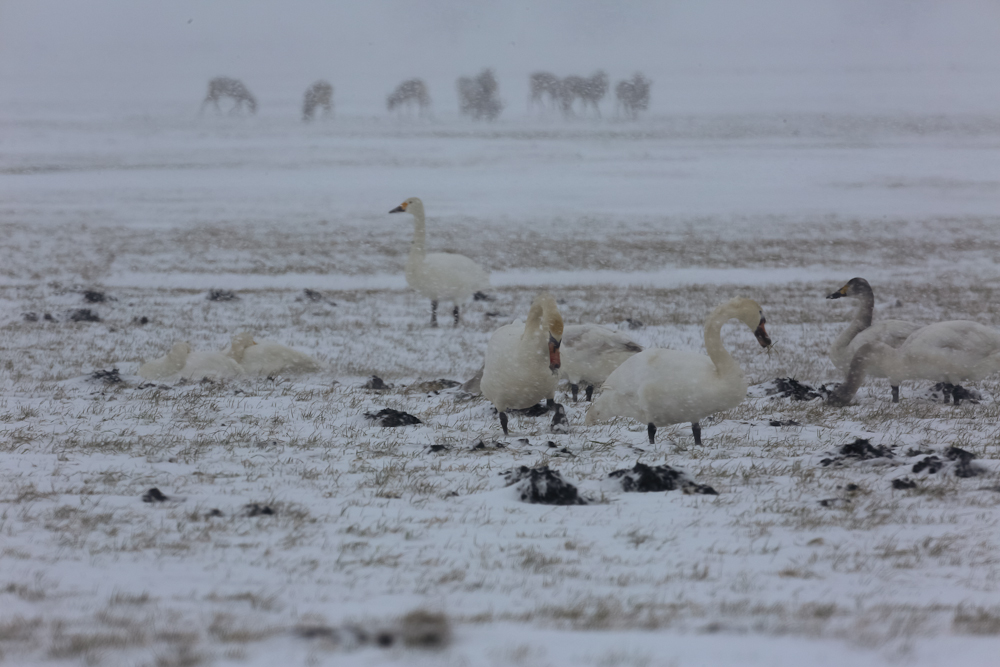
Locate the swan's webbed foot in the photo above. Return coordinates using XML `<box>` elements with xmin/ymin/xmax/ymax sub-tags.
<box><xmin>647</xmin><ymin>423</ymin><xmax>656</xmax><ymax>445</ymax></box>
<box><xmin>585</xmin><ymin>385</ymin><xmax>594</xmax><ymax>402</ymax></box>
<box><xmin>499</xmin><ymin>411</ymin><xmax>509</xmax><ymax>435</ymax></box>
<box><xmin>891</xmin><ymin>385</ymin><xmax>899</xmax><ymax>403</ymax></box>
<box><xmin>550</xmin><ymin>404</ymin><xmax>568</xmax><ymax>433</ymax></box>
<box><xmin>430</xmin><ymin>300</ymin><xmax>439</xmax><ymax>328</ymax></box>
<box><xmin>453</xmin><ymin>305</ymin><xmax>460</xmax><ymax>327</ymax></box>
<box><xmin>570</xmin><ymin>384</ymin><xmax>579</xmax><ymax>402</ymax></box>
<box><xmin>691</xmin><ymin>422</ymin><xmax>702</xmax><ymax>446</ymax></box>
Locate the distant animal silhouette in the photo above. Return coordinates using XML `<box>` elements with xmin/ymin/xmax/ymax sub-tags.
<box><xmin>457</xmin><ymin>69</ymin><xmax>503</xmax><ymax>121</ymax></box>
<box><xmin>615</xmin><ymin>73</ymin><xmax>651</xmax><ymax>119</ymax></box>
<box><xmin>387</xmin><ymin>79</ymin><xmax>430</xmax><ymax>115</ymax></box>
<box><xmin>302</xmin><ymin>81</ymin><xmax>333</xmax><ymax>121</ymax></box>
<box><xmin>528</xmin><ymin>71</ymin><xmax>562</xmax><ymax>112</ymax></box>
<box><xmin>201</xmin><ymin>77</ymin><xmax>257</xmax><ymax>115</ymax></box>
<box><xmin>559</xmin><ymin>71</ymin><xmax>608</xmax><ymax>118</ymax></box>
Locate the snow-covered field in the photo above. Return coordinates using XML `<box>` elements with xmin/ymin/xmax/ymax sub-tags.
<box><xmin>2</xmin><ymin>109</ymin><xmax>1000</xmax><ymax>666</ymax></box>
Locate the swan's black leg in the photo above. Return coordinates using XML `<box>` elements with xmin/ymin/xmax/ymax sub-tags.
<box><xmin>453</xmin><ymin>305</ymin><xmax>460</xmax><ymax>327</ymax></box>
<box><xmin>570</xmin><ymin>384</ymin><xmax>579</xmax><ymax>402</ymax></box>
<box><xmin>546</xmin><ymin>398</ymin><xmax>556</xmax><ymax>411</ymax></box>
<box><xmin>499</xmin><ymin>411</ymin><xmax>509</xmax><ymax>435</ymax></box>
<box><xmin>585</xmin><ymin>385</ymin><xmax>594</xmax><ymax>402</ymax></box>
<box><xmin>891</xmin><ymin>385</ymin><xmax>899</xmax><ymax>403</ymax></box>
<box><xmin>647</xmin><ymin>423</ymin><xmax>656</xmax><ymax>444</ymax></box>
<box><xmin>692</xmin><ymin>422</ymin><xmax>702</xmax><ymax>446</ymax></box>
<box><xmin>430</xmin><ymin>300</ymin><xmax>438</xmax><ymax>328</ymax></box>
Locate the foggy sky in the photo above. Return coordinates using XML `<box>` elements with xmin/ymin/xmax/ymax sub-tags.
<box><xmin>2</xmin><ymin>0</ymin><xmax>999</xmax><ymax>114</ymax></box>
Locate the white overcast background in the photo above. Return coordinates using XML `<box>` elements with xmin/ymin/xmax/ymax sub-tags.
<box><xmin>2</xmin><ymin>0</ymin><xmax>999</xmax><ymax>115</ymax></box>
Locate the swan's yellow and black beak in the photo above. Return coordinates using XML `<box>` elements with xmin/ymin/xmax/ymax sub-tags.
<box><xmin>548</xmin><ymin>334</ymin><xmax>561</xmax><ymax>373</ymax></box>
<box><xmin>754</xmin><ymin>317</ymin><xmax>771</xmax><ymax>348</ymax></box>
<box><xmin>827</xmin><ymin>284</ymin><xmax>849</xmax><ymax>300</ymax></box>
<box><xmin>389</xmin><ymin>202</ymin><xmax>408</xmax><ymax>214</ymax></box>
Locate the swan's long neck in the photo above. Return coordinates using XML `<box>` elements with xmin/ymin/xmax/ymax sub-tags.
<box><xmin>828</xmin><ymin>341</ymin><xmax>897</xmax><ymax>405</ymax></box>
<box><xmin>834</xmin><ymin>290</ymin><xmax>874</xmax><ymax>347</ymax></box>
<box><xmin>522</xmin><ymin>301</ymin><xmax>546</xmax><ymax>349</ymax></box>
<box><xmin>703</xmin><ymin>305</ymin><xmax>741</xmax><ymax>378</ymax></box>
<box><xmin>168</xmin><ymin>345</ymin><xmax>189</xmax><ymax>373</ymax></box>
<box><xmin>408</xmin><ymin>207</ymin><xmax>427</xmax><ymax>264</ymax></box>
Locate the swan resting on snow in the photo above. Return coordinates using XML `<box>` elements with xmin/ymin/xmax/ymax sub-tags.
<box><xmin>827</xmin><ymin>277</ymin><xmax>919</xmax><ymax>402</ymax></box>
<box><xmin>559</xmin><ymin>324</ymin><xmax>643</xmax><ymax>401</ymax></box>
<box><xmin>827</xmin><ymin>320</ymin><xmax>1000</xmax><ymax>406</ymax></box>
<box><xmin>390</xmin><ymin>197</ymin><xmax>490</xmax><ymax>327</ymax></box>
<box><xmin>138</xmin><ymin>342</ymin><xmax>243</xmax><ymax>381</ymax></box>
<box><xmin>586</xmin><ymin>298</ymin><xmax>771</xmax><ymax>445</ymax></box>
<box><xmin>481</xmin><ymin>293</ymin><xmax>565</xmax><ymax>435</ymax></box>
<box><xmin>225</xmin><ymin>332</ymin><xmax>321</xmax><ymax>376</ymax></box>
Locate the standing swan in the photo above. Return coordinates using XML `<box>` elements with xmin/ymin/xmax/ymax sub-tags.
<box><xmin>827</xmin><ymin>277</ymin><xmax>919</xmax><ymax>402</ymax></box>
<box><xmin>827</xmin><ymin>321</ymin><xmax>1000</xmax><ymax>406</ymax></box>
<box><xmin>389</xmin><ymin>197</ymin><xmax>489</xmax><ymax>327</ymax></box>
<box><xmin>560</xmin><ymin>324</ymin><xmax>643</xmax><ymax>401</ymax></box>
<box><xmin>586</xmin><ymin>298</ymin><xmax>771</xmax><ymax>445</ymax></box>
<box><xmin>481</xmin><ymin>293</ymin><xmax>565</xmax><ymax>435</ymax></box>
<box><xmin>225</xmin><ymin>332</ymin><xmax>321</xmax><ymax>376</ymax></box>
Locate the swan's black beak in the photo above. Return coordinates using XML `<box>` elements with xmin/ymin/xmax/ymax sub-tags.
<box><xmin>754</xmin><ymin>320</ymin><xmax>772</xmax><ymax>348</ymax></box>
<box><xmin>826</xmin><ymin>285</ymin><xmax>848</xmax><ymax>300</ymax></box>
<box><xmin>548</xmin><ymin>334</ymin><xmax>561</xmax><ymax>373</ymax></box>
<box><xmin>389</xmin><ymin>204</ymin><xmax>406</xmax><ymax>214</ymax></box>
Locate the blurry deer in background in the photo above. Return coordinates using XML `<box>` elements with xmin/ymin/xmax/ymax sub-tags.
<box><xmin>615</xmin><ymin>73</ymin><xmax>651</xmax><ymax>119</ymax></box>
<box><xmin>387</xmin><ymin>79</ymin><xmax>431</xmax><ymax>116</ymax></box>
<box><xmin>201</xmin><ymin>77</ymin><xmax>257</xmax><ymax>115</ymax></box>
<box><xmin>302</xmin><ymin>81</ymin><xmax>334</xmax><ymax>121</ymax></box>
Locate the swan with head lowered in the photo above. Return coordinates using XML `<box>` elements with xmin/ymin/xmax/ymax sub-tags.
<box><xmin>224</xmin><ymin>332</ymin><xmax>321</xmax><ymax>376</ymax></box>
<box><xmin>827</xmin><ymin>320</ymin><xmax>1000</xmax><ymax>406</ymax></box>
<box><xmin>138</xmin><ymin>342</ymin><xmax>243</xmax><ymax>381</ymax></box>
<box><xmin>389</xmin><ymin>197</ymin><xmax>490</xmax><ymax>327</ymax></box>
<box><xmin>586</xmin><ymin>298</ymin><xmax>771</xmax><ymax>445</ymax></box>
<box><xmin>559</xmin><ymin>324</ymin><xmax>643</xmax><ymax>401</ymax></box>
<box><xmin>827</xmin><ymin>277</ymin><xmax>919</xmax><ymax>402</ymax></box>
<box><xmin>481</xmin><ymin>293</ymin><xmax>565</xmax><ymax>435</ymax></box>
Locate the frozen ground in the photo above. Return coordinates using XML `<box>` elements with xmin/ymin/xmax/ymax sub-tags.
<box><xmin>2</xmin><ymin>109</ymin><xmax>1000</xmax><ymax>666</ymax></box>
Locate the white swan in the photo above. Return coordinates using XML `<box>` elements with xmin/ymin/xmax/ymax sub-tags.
<box><xmin>828</xmin><ymin>320</ymin><xmax>1000</xmax><ymax>406</ymax></box>
<box><xmin>138</xmin><ymin>342</ymin><xmax>190</xmax><ymax>380</ymax></box>
<box><xmin>585</xmin><ymin>298</ymin><xmax>771</xmax><ymax>445</ymax></box>
<box><xmin>225</xmin><ymin>332</ymin><xmax>321</xmax><ymax>376</ymax></box>
<box><xmin>481</xmin><ymin>293</ymin><xmax>564</xmax><ymax>435</ymax></box>
<box><xmin>827</xmin><ymin>277</ymin><xmax>919</xmax><ymax>402</ymax></box>
<box><xmin>559</xmin><ymin>324</ymin><xmax>643</xmax><ymax>401</ymax></box>
<box><xmin>390</xmin><ymin>197</ymin><xmax>489</xmax><ymax>327</ymax></box>
<box><xmin>138</xmin><ymin>342</ymin><xmax>243</xmax><ymax>381</ymax></box>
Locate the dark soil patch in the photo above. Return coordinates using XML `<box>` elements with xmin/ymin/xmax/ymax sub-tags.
<box><xmin>90</xmin><ymin>368</ymin><xmax>122</xmax><ymax>385</ymax></box>
<box><xmin>911</xmin><ymin>447</ymin><xmax>982</xmax><ymax>478</ymax></box>
<box><xmin>608</xmin><ymin>462</ymin><xmax>718</xmax><ymax>495</ymax></box>
<box><xmin>69</xmin><ymin>308</ymin><xmax>101</xmax><ymax>322</ymax></box>
<box><xmin>207</xmin><ymin>289</ymin><xmax>238</xmax><ymax>301</ymax></box>
<box><xmin>502</xmin><ymin>465</ymin><xmax>587</xmax><ymax>505</ymax></box>
<box><xmin>892</xmin><ymin>478</ymin><xmax>917</xmax><ymax>490</ymax></box>
<box><xmin>550</xmin><ymin>403</ymin><xmax>569</xmax><ymax>434</ymax></box>
<box><xmin>365</xmin><ymin>408</ymin><xmax>422</xmax><ymax>427</ymax></box>
<box><xmin>769</xmin><ymin>419</ymin><xmax>801</xmax><ymax>427</ymax></box>
<box><xmin>511</xmin><ymin>402</ymin><xmax>549</xmax><ymax>417</ymax></box>
<box><xmin>926</xmin><ymin>383</ymin><xmax>981</xmax><ymax>404</ymax></box>
<box><xmin>83</xmin><ymin>290</ymin><xmax>107</xmax><ymax>303</ymax></box>
<box><xmin>142</xmin><ymin>488</ymin><xmax>168</xmax><ymax>502</ymax></box>
<box><xmin>820</xmin><ymin>438</ymin><xmax>894</xmax><ymax>467</ymax></box>
<box><xmin>473</xmin><ymin>291</ymin><xmax>493</xmax><ymax>301</ymax></box>
<box><xmin>407</xmin><ymin>379</ymin><xmax>461</xmax><ymax>394</ymax></box>
<box><xmin>363</xmin><ymin>376</ymin><xmax>390</xmax><ymax>390</ymax></box>
<box><xmin>245</xmin><ymin>503</ymin><xmax>274</xmax><ymax>517</ymax></box>
<box><xmin>625</xmin><ymin>318</ymin><xmax>644</xmax><ymax>329</ymax></box>
<box><xmin>765</xmin><ymin>377</ymin><xmax>835</xmax><ymax>401</ymax></box>
<box><xmin>22</xmin><ymin>312</ymin><xmax>38</xmax><ymax>322</ymax></box>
